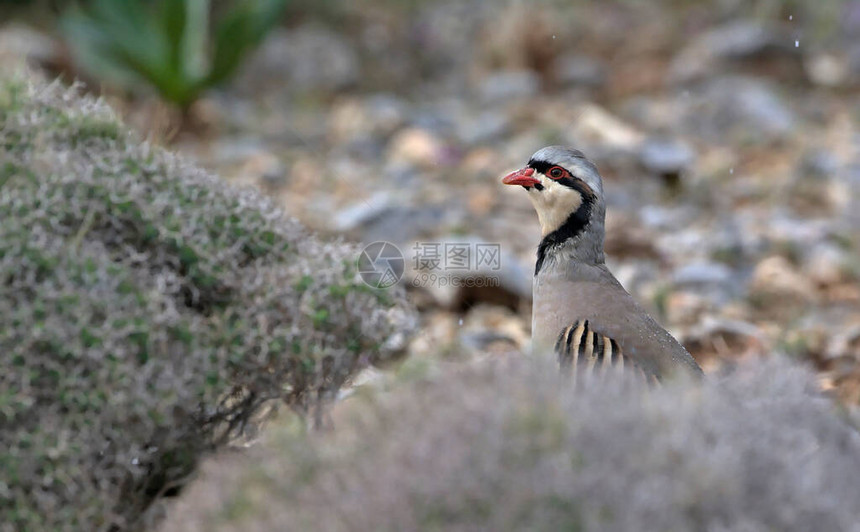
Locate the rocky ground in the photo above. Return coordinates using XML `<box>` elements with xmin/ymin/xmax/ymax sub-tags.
<box><xmin>3</xmin><ymin>0</ymin><xmax>860</xmax><ymax>402</ymax></box>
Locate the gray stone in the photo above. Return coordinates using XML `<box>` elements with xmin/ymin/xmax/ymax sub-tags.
<box><xmin>803</xmin><ymin>242</ymin><xmax>849</xmax><ymax>286</ymax></box>
<box><xmin>697</xmin><ymin>21</ymin><xmax>795</xmax><ymax>59</ymax></box>
<box><xmin>0</xmin><ymin>25</ymin><xmax>58</xmax><ymax>74</ymax></box>
<box><xmin>361</xmin><ymin>205</ymin><xmax>451</xmax><ymax>244</ymax></box>
<box><xmin>210</xmin><ymin>136</ymin><xmax>269</xmax><ymax>165</ymax></box>
<box><xmin>410</xmin><ymin>100</ymin><xmax>463</xmax><ymax>137</ymax></box>
<box><xmin>673</xmin><ymin>262</ymin><xmax>735</xmax><ymax>287</ymax></box>
<box><xmin>328</xmin><ymin>94</ymin><xmax>407</xmax><ymax>146</ymax></box>
<box><xmin>639</xmin><ymin>139</ymin><xmax>695</xmax><ymax>176</ymax></box>
<box><xmin>382</xmin><ymin>161</ymin><xmax>422</xmax><ymax>187</ymax></box>
<box><xmin>766</xmin><ymin>212</ymin><xmax>833</xmax><ymax>244</ymax></box>
<box><xmin>478</xmin><ymin>70</ymin><xmax>541</xmax><ymax>103</ymax></box>
<box><xmin>670</xmin><ymin>21</ymin><xmax>801</xmax><ymax>84</ymax></box>
<box><xmin>721</xmin><ymin>79</ymin><xmax>794</xmax><ymax>137</ymax></box>
<box><xmin>841</xmin><ymin>163</ymin><xmax>860</xmax><ymax>226</ymax></box>
<box><xmin>240</xmin><ymin>26</ymin><xmax>359</xmax><ymax>92</ymax></box>
<box><xmin>365</xmin><ymin>94</ymin><xmax>408</xmax><ymax>134</ymax></box>
<box><xmin>686</xmin><ymin>77</ymin><xmax>796</xmax><ymax>141</ymax></box>
<box><xmin>555</xmin><ymin>54</ymin><xmax>606</xmax><ymax>88</ymax></box>
<box><xmin>456</xmin><ymin>112</ymin><xmax>511</xmax><ymax>146</ymax></box>
<box><xmin>459</xmin><ymin>331</ymin><xmax>518</xmax><ymax>352</ymax></box>
<box><xmin>845</xmin><ymin>43</ymin><xmax>860</xmax><ymax>85</ymax></box>
<box><xmin>333</xmin><ymin>191</ymin><xmax>394</xmax><ymax>232</ymax></box>
<box><xmin>799</xmin><ymin>150</ymin><xmax>840</xmax><ymax>178</ymax></box>
<box><xmin>639</xmin><ymin>205</ymin><xmax>696</xmax><ymax>230</ymax></box>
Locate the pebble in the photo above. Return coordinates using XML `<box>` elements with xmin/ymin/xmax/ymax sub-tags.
<box><xmin>673</xmin><ymin>262</ymin><xmax>735</xmax><ymax>288</ymax></box>
<box><xmin>332</xmin><ymin>191</ymin><xmax>393</xmax><ymax>232</ymax></box>
<box><xmin>555</xmin><ymin>54</ymin><xmax>607</xmax><ymax>88</ymax></box>
<box><xmin>0</xmin><ymin>25</ymin><xmax>59</xmax><ymax>73</ymax></box>
<box><xmin>669</xmin><ymin>20</ymin><xmax>802</xmax><ymax>84</ymax></box>
<box><xmin>477</xmin><ymin>70</ymin><xmax>541</xmax><ymax>103</ymax></box>
<box><xmin>803</xmin><ymin>243</ymin><xmax>849</xmax><ymax>286</ymax></box>
<box><xmin>639</xmin><ymin>139</ymin><xmax>695</xmax><ymax>176</ymax></box>
<box><xmin>689</xmin><ymin>76</ymin><xmax>796</xmax><ymax>141</ymax></box>
<box><xmin>750</xmin><ymin>255</ymin><xmax>816</xmax><ymax>304</ymax></box>
<box><xmin>387</xmin><ymin>128</ymin><xmax>447</xmax><ymax>168</ymax></box>
<box><xmin>573</xmin><ymin>104</ymin><xmax>644</xmax><ymax>150</ymax></box>
<box><xmin>328</xmin><ymin>95</ymin><xmax>407</xmax><ymax>144</ymax></box>
<box><xmin>805</xmin><ymin>53</ymin><xmax>849</xmax><ymax>87</ymax></box>
<box><xmin>241</xmin><ymin>26</ymin><xmax>360</xmax><ymax>92</ymax></box>
<box><xmin>456</xmin><ymin>112</ymin><xmax>511</xmax><ymax>146</ymax></box>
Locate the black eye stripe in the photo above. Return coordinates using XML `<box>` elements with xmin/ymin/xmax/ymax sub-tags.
<box><xmin>527</xmin><ymin>159</ymin><xmax>554</xmax><ymax>175</ymax></box>
<box><xmin>529</xmin><ymin>159</ymin><xmax>574</xmax><ymax>182</ymax></box>
<box><xmin>528</xmin><ymin>160</ymin><xmax>583</xmax><ymax>191</ymax></box>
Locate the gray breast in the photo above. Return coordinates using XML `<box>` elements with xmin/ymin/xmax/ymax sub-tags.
<box><xmin>532</xmin><ymin>262</ymin><xmax>702</xmax><ymax>379</ymax></box>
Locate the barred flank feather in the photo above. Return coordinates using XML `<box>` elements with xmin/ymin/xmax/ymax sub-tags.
<box><xmin>555</xmin><ymin>320</ymin><xmax>657</xmax><ymax>384</ymax></box>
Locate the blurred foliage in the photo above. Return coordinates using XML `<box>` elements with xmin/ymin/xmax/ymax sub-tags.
<box><xmin>0</xmin><ymin>77</ymin><xmax>415</xmax><ymax>531</ymax></box>
<box><xmin>163</xmin><ymin>357</ymin><xmax>860</xmax><ymax>532</ymax></box>
<box><xmin>59</xmin><ymin>0</ymin><xmax>288</xmax><ymax>110</ymax></box>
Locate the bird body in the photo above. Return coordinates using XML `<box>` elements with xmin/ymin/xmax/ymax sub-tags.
<box><xmin>533</xmin><ymin>259</ymin><xmax>701</xmax><ymax>377</ymax></box>
<box><xmin>502</xmin><ymin>146</ymin><xmax>702</xmax><ymax>379</ymax></box>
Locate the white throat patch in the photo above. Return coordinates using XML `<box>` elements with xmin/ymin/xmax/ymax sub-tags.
<box><xmin>528</xmin><ymin>180</ymin><xmax>584</xmax><ymax>236</ymax></box>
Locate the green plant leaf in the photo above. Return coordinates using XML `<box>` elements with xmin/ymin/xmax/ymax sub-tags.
<box><xmin>61</xmin><ymin>0</ymin><xmax>287</xmax><ymax>110</ymax></box>
<box><xmin>159</xmin><ymin>0</ymin><xmax>190</xmax><ymax>77</ymax></box>
<box><xmin>206</xmin><ymin>0</ymin><xmax>288</xmax><ymax>86</ymax></box>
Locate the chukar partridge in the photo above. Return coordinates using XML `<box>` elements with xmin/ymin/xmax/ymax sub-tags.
<box><xmin>502</xmin><ymin>146</ymin><xmax>703</xmax><ymax>379</ymax></box>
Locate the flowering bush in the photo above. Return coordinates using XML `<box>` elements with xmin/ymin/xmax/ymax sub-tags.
<box><xmin>165</xmin><ymin>357</ymin><xmax>860</xmax><ymax>532</ymax></box>
<box><xmin>0</xmin><ymin>78</ymin><xmax>415</xmax><ymax>531</ymax></box>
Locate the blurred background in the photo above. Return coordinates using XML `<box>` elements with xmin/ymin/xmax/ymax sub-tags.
<box><xmin>2</xmin><ymin>0</ymin><xmax>860</xmax><ymax>401</ymax></box>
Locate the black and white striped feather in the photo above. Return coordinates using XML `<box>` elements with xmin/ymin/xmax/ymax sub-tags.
<box><xmin>554</xmin><ymin>320</ymin><xmax>660</xmax><ymax>385</ymax></box>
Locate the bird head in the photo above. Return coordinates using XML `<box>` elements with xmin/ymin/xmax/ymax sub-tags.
<box><xmin>502</xmin><ymin>146</ymin><xmax>605</xmax><ymax>237</ymax></box>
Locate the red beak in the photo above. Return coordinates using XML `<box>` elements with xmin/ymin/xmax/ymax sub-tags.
<box><xmin>502</xmin><ymin>167</ymin><xmax>540</xmax><ymax>187</ymax></box>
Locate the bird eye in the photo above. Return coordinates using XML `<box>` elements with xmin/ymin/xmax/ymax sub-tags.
<box><xmin>548</xmin><ymin>167</ymin><xmax>564</xmax><ymax>179</ymax></box>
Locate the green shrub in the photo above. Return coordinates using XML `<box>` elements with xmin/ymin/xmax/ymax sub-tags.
<box><xmin>0</xmin><ymin>77</ymin><xmax>415</xmax><ymax>531</ymax></box>
<box><xmin>60</xmin><ymin>0</ymin><xmax>288</xmax><ymax>110</ymax></box>
<box><xmin>163</xmin><ymin>357</ymin><xmax>860</xmax><ymax>532</ymax></box>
